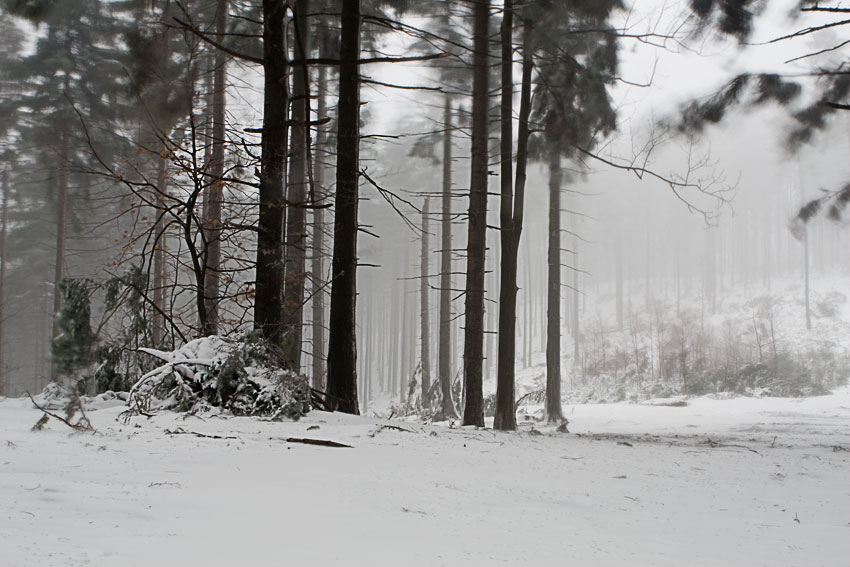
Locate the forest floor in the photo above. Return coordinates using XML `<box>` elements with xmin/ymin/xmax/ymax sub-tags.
<box><xmin>1</xmin><ymin>388</ymin><xmax>849</xmax><ymax>566</ymax></box>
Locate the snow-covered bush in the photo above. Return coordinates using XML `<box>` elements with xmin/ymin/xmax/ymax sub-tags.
<box><xmin>126</xmin><ymin>335</ymin><xmax>311</xmax><ymax>419</ymax></box>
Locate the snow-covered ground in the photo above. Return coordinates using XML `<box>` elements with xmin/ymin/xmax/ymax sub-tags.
<box><xmin>1</xmin><ymin>389</ymin><xmax>848</xmax><ymax>566</ymax></box>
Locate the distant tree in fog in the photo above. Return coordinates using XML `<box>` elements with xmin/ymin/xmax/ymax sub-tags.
<box><xmin>5</xmin><ymin>0</ymin><xmax>132</xmax><ymax>382</ymax></box>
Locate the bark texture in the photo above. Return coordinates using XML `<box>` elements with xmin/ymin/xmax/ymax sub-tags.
<box><xmin>420</xmin><ymin>195</ymin><xmax>432</xmax><ymax>411</ymax></box>
<box><xmin>152</xmin><ymin>150</ymin><xmax>168</xmax><ymax>347</ymax></box>
<box><xmin>461</xmin><ymin>0</ymin><xmax>490</xmax><ymax>427</ymax></box>
<box><xmin>436</xmin><ymin>98</ymin><xmax>458</xmax><ymax>420</ymax></box>
<box><xmin>311</xmin><ymin>45</ymin><xmax>328</xmax><ymax>391</ymax></box>
<box><xmin>282</xmin><ymin>0</ymin><xmax>311</xmax><ymax>371</ymax></box>
<box><xmin>0</xmin><ymin>169</ymin><xmax>8</xmax><ymax>395</ymax></box>
<box><xmin>254</xmin><ymin>0</ymin><xmax>289</xmax><ymax>346</ymax></box>
<box><xmin>545</xmin><ymin>149</ymin><xmax>564</xmax><ymax>422</ymax></box>
<box><xmin>495</xmin><ymin>18</ymin><xmax>532</xmax><ymax>431</ymax></box>
<box><xmin>326</xmin><ymin>0</ymin><xmax>361</xmax><ymax>414</ymax></box>
<box><xmin>201</xmin><ymin>0</ymin><xmax>227</xmax><ymax>337</ymax></box>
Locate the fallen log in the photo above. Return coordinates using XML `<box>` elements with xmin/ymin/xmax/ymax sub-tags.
<box><xmin>283</xmin><ymin>437</ymin><xmax>353</xmax><ymax>449</ymax></box>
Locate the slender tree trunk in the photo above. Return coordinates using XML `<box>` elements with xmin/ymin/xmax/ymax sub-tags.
<box><xmin>255</xmin><ymin>0</ymin><xmax>289</xmax><ymax>346</ymax></box>
<box><xmin>0</xmin><ymin>168</ymin><xmax>8</xmax><ymax>395</ymax></box>
<box><xmin>452</xmin><ymin>308</ymin><xmax>458</xmax><ymax>389</ymax></box>
<box><xmin>708</xmin><ymin>229</ymin><xmax>717</xmax><ymax>313</ymax></box>
<box><xmin>494</xmin><ymin>0</ymin><xmax>515</xmax><ymax>431</ymax></box>
<box><xmin>524</xmin><ymin>240</ymin><xmax>531</xmax><ymax>366</ymax></box>
<box><xmin>804</xmin><ymin>227</ymin><xmax>811</xmax><ymax>330</ymax></box>
<box><xmin>562</xmin><ymin>250</ymin><xmax>570</xmax><ymax>334</ymax></box>
<box><xmin>391</xmin><ymin>283</ymin><xmax>400</xmax><ymax>396</ymax></box>
<box><xmin>378</xmin><ymin>300</ymin><xmax>385</xmax><ymax>392</ymax></box>
<box><xmin>326</xmin><ymin>0</ymin><xmax>361</xmax><ymax>414</ymax></box>
<box><xmin>283</xmin><ymin>0</ymin><xmax>312</xmax><ymax>371</ymax></box>
<box><xmin>495</xmin><ymin>14</ymin><xmax>533</xmax><ymax>431</ymax></box>
<box><xmin>539</xmin><ymin>260</ymin><xmax>545</xmax><ymax>354</ymax></box>
<box><xmin>573</xmin><ymin>233</ymin><xmax>580</xmax><ymax>363</ymax></box>
<box><xmin>616</xmin><ymin>235</ymin><xmax>623</xmax><ymax>330</ymax></box>
<box><xmin>644</xmin><ymin>226</ymin><xmax>650</xmax><ymax>309</ymax></box>
<box><xmin>50</xmin><ymin>129</ymin><xmax>69</xmax><ymax>382</ymax></box>
<box><xmin>484</xmin><ymin>273</ymin><xmax>493</xmax><ymax>384</ymax></box>
<box><xmin>546</xmin><ymin>149</ymin><xmax>564</xmax><ymax>422</ymax></box>
<box><xmin>420</xmin><ymin>195</ymin><xmax>432</xmax><ymax>410</ymax></box>
<box><xmin>365</xmin><ymin>340</ymin><xmax>371</xmax><ymax>407</ymax></box>
<box><xmin>364</xmin><ymin>292</ymin><xmax>372</xmax><ymax>409</ymax></box>
<box><xmin>461</xmin><ymin>0</ymin><xmax>490</xmax><ymax>427</ymax></box>
<box><xmin>152</xmin><ymin>150</ymin><xmax>168</xmax><ymax>347</ymax></box>
<box><xmin>38</xmin><ymin>270</ymin><xmax>49</xmax><ymax>383</ymax></box>
<box><xmin>676</xmin><ymin>239</ymin><xmax>682</xmax><ymax>316</ymax></box>
<box><xmin>363</xmin><ymin>307</ymin><xmax>371</xmax><ymax>413</ymax></box>
<box><xmin>763</xmin><ymin>213</ymin><xmax>769</xmax><ymax>288</ymax></box>
<box><xmin>401</xmin><ymin>279</ymin><xmax>411</xmax><ymax>404</ymax></box>
<box><xmin>436</xmin><ymin>99</ymin><xmax>458</xmax><ymax>420</ymax></box>
<box><xmin>53</xmin><ymin>131</ymin><xmax>69</xmax><ymax>333</ymax></box>
<box><xmin>311</xmin><ymin>44</ymin><xmax>328</xmax><ymax>391</ymax></box>
<box><xmin>201</xmin><ymin>0</ymin><xmax>228</xmax><ymax>337</ymax></box>
<box><xmin>358</xmin><ymin>298</ymin><xmax>369</xmax><ymax>414</ymax></box>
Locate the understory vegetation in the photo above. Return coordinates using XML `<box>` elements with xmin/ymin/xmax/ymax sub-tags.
<box><xmin>558</xmin><ymin>289</ymin><xmax>850</xmax><ymax>403</ymax></box>
<box><xmin>48</xmin><ymin>275</ymin><xmax>312</xmax><ymax>420</ymax></box>
<box><xmin>126</xmin><ymin>336</ymin><xmax>312</xmax><ymax>419</ymax></box>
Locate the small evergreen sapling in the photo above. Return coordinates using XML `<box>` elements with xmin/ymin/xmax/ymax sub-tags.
<box><xmin>51</xmin><ymin>266</ymin><xmax>155</xmax><ymax>394</ymax></box>
<box><xmin>52</xmin><ymin>279</ymin><xmax>97</xmax><ymax>383</ymax></box>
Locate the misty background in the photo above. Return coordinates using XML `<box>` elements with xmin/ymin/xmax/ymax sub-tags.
<box><xmin>0</xmin><ymin>0</ymin><xmax>847</xmax><ymax>409</ymax></box>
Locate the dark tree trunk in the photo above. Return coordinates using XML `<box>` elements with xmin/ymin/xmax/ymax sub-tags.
<box><xmin>420</xmin><ymin>195</ymin><xmax>432</xmax><ymax>411</ymax></box>
<box><xmin>201</xmin><ymin>0</ymin><xmax>228</xmax><ymax>337</ymax></box>
<box><xmin>494</xmin><ymin>0</ymin><xmax>514</xmax><ymax>431</ymax></box>
<box><xmin>152</xmin><ymin>150</ymin><xmax>168</xmax><ymax>347</ymax></box>
<box><xmin>254</xmin><ymin>0</ymin><xmax>289</xmax><ymax>346</ymax></box>
<box><xmin>494</xmin><ymin>13</ymin><xmax>532</xmax><ymax>432</ymax></box>
<box><xmin>545</xmin><ymin>149</ymin><xmax>564</xmax><ymax>422</ymax></box>
<box><xmin>436</xmin><ymin>98</ymin><xmax>458</xmax><ymax>420</ymax></box>
<box><xmin>0</xmin><ymin>168</ymin><xmax>8</xmax><ymax>395</ymax></box>
<box><xmin>282</xmin><ymin>0</ymin><xmax>312</xmax><ymax>371</ymax></box>
<box><xmin>325</xmin><ymin>0</ymin><xmax>361</xmax><ymax>414</ymax></box>
<box><xmin>311</xmin><ymin>42</ymin><xmax>328</xmax><ymax>391</ymax></box>
<box><xmin>461</xmin><ymin>0</ymin><xmax>490</xmax><ymax>427</ymax></box>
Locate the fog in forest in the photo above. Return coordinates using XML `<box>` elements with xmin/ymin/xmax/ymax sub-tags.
<box><xmin>1</xmin><ymin>1</ymin><xmax>850</xmax><ymax>565</ymax></box>
<box><xmin>3</xmin><ymin>0</ymin><xmax>845</xmax><ymax>410</ymax></box>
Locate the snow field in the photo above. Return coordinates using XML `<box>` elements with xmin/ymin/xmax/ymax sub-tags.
<box><xmin>1</xmin><ymin>388</ymin><xmax>849</xmax><ymax>566</ymax></box>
